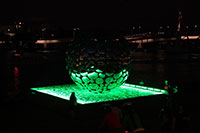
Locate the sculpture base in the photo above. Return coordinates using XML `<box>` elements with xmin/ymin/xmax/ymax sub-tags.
<box><xmin>30</xmin><ymin>83</ymin><xmax>168</xmax><ymax>104</ymax></box>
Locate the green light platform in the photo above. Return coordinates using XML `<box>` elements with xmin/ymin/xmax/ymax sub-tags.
<box><xmin>30</xmin><ymin>83</ymin><xmax>168</xmax><ymax>104</ymax></box>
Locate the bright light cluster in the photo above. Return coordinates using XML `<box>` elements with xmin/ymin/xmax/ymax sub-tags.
<box><xmin>31</xmin><ymin>83</ymin><xmax>167</xmax><ymax>104</ymax></box>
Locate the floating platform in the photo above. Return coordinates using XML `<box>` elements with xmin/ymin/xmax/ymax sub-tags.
<box><xmin>30</xmin><ymin>83</ymin><xmax>168</xmax><ymax>104</ymax></box>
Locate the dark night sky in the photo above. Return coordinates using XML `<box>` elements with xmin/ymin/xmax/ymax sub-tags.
<box><xmin>0</xmin><ymin>0</ymin><xmax>198</xmax><ymax>30</ymax></box>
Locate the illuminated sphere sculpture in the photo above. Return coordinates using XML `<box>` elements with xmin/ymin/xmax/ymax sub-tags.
<box><xmin>66</xmin><ymin>32</ymin><xmax>133</xmax><ymax>93</ymax></box>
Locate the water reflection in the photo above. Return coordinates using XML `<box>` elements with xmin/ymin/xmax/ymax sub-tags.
<box><xmin>14</xmin><ymin>66</ymin><xmax>20</xmax><ymax>90</ymax></box>
<box><xmin>6</xmin><ymin>51</ymin><xmax>200</xmax><ymax>96</ymax></box>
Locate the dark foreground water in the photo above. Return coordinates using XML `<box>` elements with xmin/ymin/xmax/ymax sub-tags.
<box><xmin>2</xmin><ymin>50</ymin><xmax>200</xmax><ymax>133</ymax></box>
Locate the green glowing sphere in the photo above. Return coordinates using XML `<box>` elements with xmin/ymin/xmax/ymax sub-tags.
<box><xmin>69</xmin><ymin>69</ymin><xmax>129</xmax><ymax>93</ymax></box>
<box><xmin>66</xmin><ymin>31</ymin><xmax>133</xmax><ymax>93</ymax></box>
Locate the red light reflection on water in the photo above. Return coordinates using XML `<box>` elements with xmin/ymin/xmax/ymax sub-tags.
<box><xmin>14</xmin><ymin>66</ymin><xmax>20</xmax><ymax>90</ymax></box>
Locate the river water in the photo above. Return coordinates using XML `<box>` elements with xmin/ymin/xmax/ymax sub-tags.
<box><xmin>7</xmin><ymin>50</ymin><xmax>200</xmax><ymax>91</ymax></box>
<box><xmin>3</xmin><ymin>49</ymin><xmax>200</xmax><ymax>132</ymax></box>
<box><xmin>6</xmin><ymin>50</ymin><xmax>200</xmax><ymax>113</ymax></box>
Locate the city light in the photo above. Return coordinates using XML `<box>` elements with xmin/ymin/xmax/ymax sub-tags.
<box><xmin>35</xmin><ymin>40</ymin><xmax>60</xmax><ymax>44</ymax></box>
<box><xmin>181</xmin><ymin>36</ymin><xmax>200</xmax><ymax>40</ymax></box>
